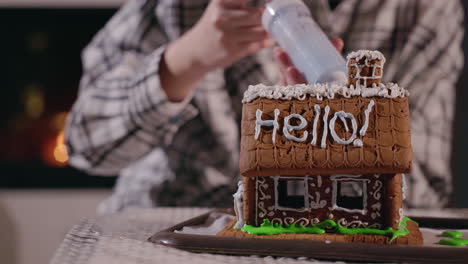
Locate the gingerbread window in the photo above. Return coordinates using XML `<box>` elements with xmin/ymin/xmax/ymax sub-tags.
<box><xmin>331</xmin><ymin>178</ymin><xmax>368</xmax><ymax>213</ymax></box>
<box><xmin>276</xmin><ymin>177</ymin><xmax>307</xmax><ymax>210</ymax></box>
<box><xmin>337</xmin><ymin>181</ymin><xmax>365</xmax><ymax>210</ymax></box>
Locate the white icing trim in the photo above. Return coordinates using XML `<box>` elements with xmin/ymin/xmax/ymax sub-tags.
<box><xmin>310</xmin><ymin>104</ymin><xmax>321</xmax><ymax>145</ymax></box>
<box><xmin>337</xmin><ymin>218</ymin><xmax>369</xmax><ymax>228</ymax></box>
<box><xmin>330</xmin><ymin>174</ymin><xmax>363</xmax><ymax>179</ymax></box>
<box><xmin>285</xmin><ymin>217</ymin><xmax>310</xmax><ymax>227</ymax></box>
<box><xmin>304</xmin><ymin>175</ymin><xmax>310</xmax><ymax>209</ymax></box>
<box><xmin>372</xmin><ymin>180</ymin><xmax>383</xmax><ymax>200</ymax></box>
<box><xmin>353</xmin><ymin>139</ymin><xmax>363</xmax><ymax>147</ymax></box>
<box><xmin>273</xmin><ymin>176</ymin><xmax>310</xmax><ymax>212</ymax></box>
<box><xmin>255</xmin><ymin>108</ymin><xmax>280</xmax><ymax>144</ymax></box>
<box><xmin>398</xmin><ymin>208</ymin><xmax>404</xmax><ymax>223</ymax></box>
<box><xmin>283</xmin><ymin>114</ymin><xmax>308</xmax><ymax>142</ymax></box>
<box><xmin>256</xmin><ymin>177</ymin><xmax>272</xmax><ymax>225</ymax></box>
<box><xmin>255</xmin><ymin>177</ymin><xmax>259</xmax><ymax>226</ymax></box>
<box><xmin>233</xmin><ymin>181</ymin><xmax>244</xmax><ymax>229</ymax></box>
<box><xmin>346</xmin><ymin>50</ymin><xmax>386</xmax><ymax>64</ymax></box>
<box><xmin>270</xmin><ymin>217</ymin><xmax>320</xmax><ymax>227</ymax></box>
<box><xmin>339</xmin><ymin>115</ymin><xmax>350</xmax><ymax>132</ymax></box>
<box><xmin>309</xmin><ymin>175</ymin><xmax>326</xmax><ymax>209</ymax></box>
<box><xmin>360</xmin><ymin>100</ymin><xmax>375</xmax><ymax>136</ymax></box>
<box><xmin>271</xmin><ymin>218</ymin><xmax>282</xmax><ymax>225</ymax></box>
<box><xmin>370</xmin><ymin>202</ymin><xmax>382</xmax><ymax>220</ymax></box>
<box><xmin>402</xmin><ymin>174</ymin><xmax>407</xmax><ymax>200</ymax></box>
<box><xmin>329</xmin><ymin>111</ymin><xmax>358</xmax><ymax>145</ymax></box>
<box><xmin>330</xmin><ymin>178</ymin><xmax>369</xmax><ymax>215</ymax></box>
<box><xmin>321</xmin><ymin>106</ymin><xmax>330</xmax><ymax>149</ymax></box>
<box><xmin>309</xmin><ymin>191</ymin><xmax>327</xmax><ymax>209</ymax></box>
<box><xmin>242</xmin><ymin>82</ymin><xmax>408</xmax><ymax>103</ymax></box>
<box><xmin>368</xmin><ymin>223</ymin><xmax>382</xmax><ymax>229</ymax></box>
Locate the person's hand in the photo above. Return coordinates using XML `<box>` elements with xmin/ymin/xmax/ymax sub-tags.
<box><xmin>161</xmin><ymin>0</ymin><xmax>273</xmax><ymax>102</ymax></box>
<box><xmin>188</xmin><ymin>0</ymin><xmax>274</xmax><ymax>71</ymax></box>
<box><xmin>273</xmin><ymin>37</ymin><xmax>344</xmax><ymax>85</ymax></box>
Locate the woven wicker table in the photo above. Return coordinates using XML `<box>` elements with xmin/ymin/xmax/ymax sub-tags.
<box><xmin>49</xmin><ymin>207</ymin><xmax>468</xmax><ymax>264</ymax></box>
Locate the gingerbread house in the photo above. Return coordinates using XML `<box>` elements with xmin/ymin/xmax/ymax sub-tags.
<box><xmin>219</xmin><ymin>50</ymin><xmax>423</xmax><ymax>245</ymax></box>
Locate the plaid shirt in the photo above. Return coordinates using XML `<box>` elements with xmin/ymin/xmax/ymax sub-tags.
<box><xmin>65</xmin><ymin>0</ymin><xmax>464</xmax><ymax>214</ymax></box>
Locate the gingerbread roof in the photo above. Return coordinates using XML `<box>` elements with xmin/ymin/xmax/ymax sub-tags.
<box><xmin>239</xmin><ymin>50</ymin><xmax>412</xmax><ymax>177</ymax></box>
<box><xmin>239</xmin><ymin>94</ymin><xmax>411</xmax><ymax>176</ymax></box>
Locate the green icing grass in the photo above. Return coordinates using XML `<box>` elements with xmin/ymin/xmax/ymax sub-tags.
<box><xmin>441</xmin><ymin>230</ymin><xmax>462</xmax><ymax>239</ymax></box>
<box><xmin>241</xmin><ymin>219</ymin><xmax>331</xmax><ymax>235</ymax></box>
<box><xmin>241</xmin><ymin>217</ymin><xmax>415</xmax><ymax>242</ymax></box>
<box><xmin>439</xmin><ymin>231</ymin><xmax>468</xmax><ymax>246</ymax></box>
<box><xmin>438</xmin><ymin>238</ymin><xmax>468</xmax><ymax>247</ymax></box>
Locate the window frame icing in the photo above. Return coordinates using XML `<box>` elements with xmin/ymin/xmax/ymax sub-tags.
<box><xmin>336</xmin><ymin>181</ymin><xmax>365</xmax><ymax>210</ymax></box>
<box><xmin>330</xmin><ymin>175</ymin><xmax>369</xmax><ymax>215</ymax></box>
<box><xmin>273</xmin><ymin>176</ymin><xmax>310</xmax><ymax>212</ymax></box>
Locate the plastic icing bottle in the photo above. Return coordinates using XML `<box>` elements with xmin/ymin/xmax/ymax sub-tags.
<box><xmin>262</xmin><ymin>0</ymin><xmax>347</xmax><ymax>84</ymax></box>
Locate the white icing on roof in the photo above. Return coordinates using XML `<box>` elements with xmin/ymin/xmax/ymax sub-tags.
<box><xmin>346</xmin><ymin>50</ymin><xmax>386</xmax><ymax>64</ymax></box>
<box><xmin>242</xmin><ymin>83</ymin><xmax>409</xmax><ymax>103</ymax></box>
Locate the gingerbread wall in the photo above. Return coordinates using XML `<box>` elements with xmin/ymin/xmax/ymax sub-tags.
<box><xmin>242</xmin><ymin>174</ymin><xmax>403</xmax><ymax>229</ymax></box>
<box><xmin>240</xmin><ymin>96</ymin><xmax>412</xmax><ymax>177</ymax></box>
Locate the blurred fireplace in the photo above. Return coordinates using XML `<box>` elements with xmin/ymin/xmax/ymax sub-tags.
<box><xmin>0</xmin><ymin>8</ymin><xmax>118</xmax><ymax>188</ymax></box>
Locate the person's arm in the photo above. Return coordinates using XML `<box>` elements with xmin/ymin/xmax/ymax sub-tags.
<box><xmin>65</xmin><ymin>0</ymin><xmax>271</xmax><ymax>175</ymax></box>
<box><xmin>160</xmin><ymin>0</ymin><xmax>273</xmax><ymax>102</ymax></box>
<box><xmin>384</xmin><ymin>0</ymin><xmax>464</xmax><ymax>207</ymax></box>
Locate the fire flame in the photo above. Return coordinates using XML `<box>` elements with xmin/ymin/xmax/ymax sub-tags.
<box><xmin>42</xmin><ymin>112</ymin><xmax>70</xmax><ymax>167</ymax></box>
<box><xmin>53</xmin><ymin>131</ymin><xmax>68</xmax><ymax>164</ymax></box>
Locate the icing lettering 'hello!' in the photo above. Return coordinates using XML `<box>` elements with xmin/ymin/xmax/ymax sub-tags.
<box><xmin>254</xmin><ymin>100</ymin><xmax>375</xmax><ymax>148</ymax></box>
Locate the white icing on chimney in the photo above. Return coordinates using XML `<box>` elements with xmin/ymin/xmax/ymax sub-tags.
<box><xmin>346</xmin><ymin>50</ymin><xmax>386</xmax><ymax>63</ymax></box>
<box><xmin>346</xmin><ymin>50</ymin><xmax>385</xmax><ymax>87</ymax></box>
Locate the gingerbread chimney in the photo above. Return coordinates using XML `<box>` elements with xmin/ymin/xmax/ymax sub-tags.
<box><xmin>346</xmin><ymin>50</ymin><xmax>386</xmax><ymax>87</ymax></box>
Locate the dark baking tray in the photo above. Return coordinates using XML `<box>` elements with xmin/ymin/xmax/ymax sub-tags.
<box><xmin>149</xmin><ymin>209</ymin><xmax>468</xmax><ymax>263</ymax></box>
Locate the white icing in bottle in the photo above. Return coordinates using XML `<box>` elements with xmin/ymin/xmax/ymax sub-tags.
<box><xmin>359</xmin><ymin>100</ymin><xmax>375</xmax><ymax>136</ymax></box>
<box><xmin>283</xmin><ymin>114</ymin><xmax>308</xmax><ymax>142</ymax></box>
<box><xmin>262</xmin><ymin>0</ymin><xmax>347</xmax><ymax>84</ymax></box>
<box><xmin>310</xmin><ymin>104</ymin><xmax>321</xmax><ymax>145</ymax></box>
<box><xmin>255</xmin><ymin>108</ymin><xmax>280</xmax><ymax>144</ymax></box>
<box><xmin>329</xmin><ymin>111</ymin><xmax>358</xmax><ymax>145</ymax></box>
<box><xmin>320</xmin><ymin>105</ymin><xmax>330</xmax><ymax>148</ymax></box>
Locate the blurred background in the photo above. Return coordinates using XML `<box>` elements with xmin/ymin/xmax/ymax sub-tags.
<box><xmin>0</xmin><ymin>0</ymin><xmax>467</xmax><ymax>264</ymax></box>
